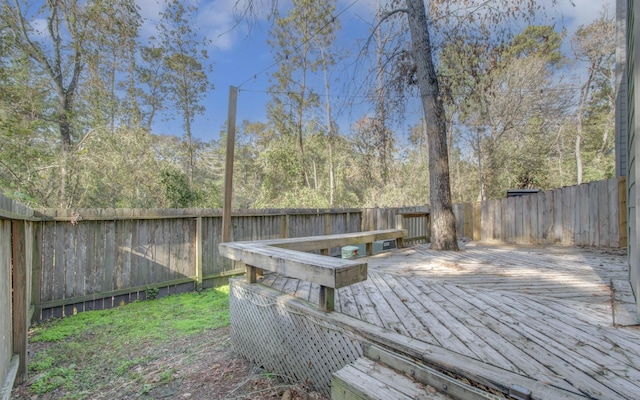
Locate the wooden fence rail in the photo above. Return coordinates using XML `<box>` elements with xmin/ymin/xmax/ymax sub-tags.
<box><xmin>452</xmin><ymin>177</ymin><xmax>627</xmax><ymax>248</ymax></box>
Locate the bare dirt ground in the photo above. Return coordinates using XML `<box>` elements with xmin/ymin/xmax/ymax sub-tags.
<box><xmin>11</xmin><ymin>327</ymin><xmax>328</xmax><ymax>400</ymax></box>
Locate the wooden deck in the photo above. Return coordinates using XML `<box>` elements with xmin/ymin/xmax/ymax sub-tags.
<box><xmin>259</xmin><ymin>242</ymin><xmax>640</xmax><ymax>400</ymax></box>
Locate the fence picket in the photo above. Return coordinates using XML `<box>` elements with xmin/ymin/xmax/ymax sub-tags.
<box><xmin>1</xmin><ymin>179</ymin><xmax>628</xmax><ymax>323</ymax></box>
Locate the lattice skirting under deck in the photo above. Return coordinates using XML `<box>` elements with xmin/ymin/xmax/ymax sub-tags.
<box><xmin>229</xmin><ymin>279</ymin><xmax>363</xmax><ymax>396</ymax></box>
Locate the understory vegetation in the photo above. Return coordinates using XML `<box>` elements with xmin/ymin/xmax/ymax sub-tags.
<box><xmin>0</xmin><ymin>1</ymin><xmax>616</xmax><ymax>209</ymax></box>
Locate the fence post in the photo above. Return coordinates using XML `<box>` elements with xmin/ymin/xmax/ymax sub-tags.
<box><xmin>195</xmin><ymin>217</ymin><xmax>203</xmax><ymax>291</ymax></box>
<box><xmin>281</xmin><ymin>213</ymin><xmax>288</xmax><ymax>239</ymax></box>
<box><xmin>473</xmin><ymin>202</ymin><xmax>481</xmax><ymax>241</ymax></box>
<box><xmin>30</xmin><ymin>221</ymin><xmax>41</xmax><ymax>322</ymax></box>
<box><xmin>619</xmin><ymin>176</ymin><xmax>628</xmax><ymax>248</ymax></box>
<box><xmin>11</xmin><ymin>220</ymin><xmax>28</xmax><ymax>385</ymax></box>
<box><xmin>324</xmin><ymin>212</ymin><xmax>331</xmax><ymax>235</ymax></box>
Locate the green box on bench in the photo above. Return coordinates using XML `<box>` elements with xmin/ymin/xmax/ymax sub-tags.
<box><xmin>341</xmin><ymin>239</ymin><xmax>397</xmax><ymax>259</ymax></box>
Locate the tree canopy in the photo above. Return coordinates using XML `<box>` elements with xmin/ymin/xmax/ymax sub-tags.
<box><xmin>0</xmin><ymin>0</ymin><xmax>616</xmax><ymax>228</ymax></box>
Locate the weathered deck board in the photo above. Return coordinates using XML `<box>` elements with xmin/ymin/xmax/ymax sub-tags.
<box><xmin>337</xmin><ymin>285</ymin><xmax>359</xmax><ymax>317</ymax></box>
<box><xmin>391</xmin><ymin>274</ymin><xmax>493</xmax><ymax>361</ymax></box>
<box><xmin>367</xmin><ymin>273</ymin><xmax>436</xmax><ymax>343</ymax></box>
<box><xmin>259</xmin><ymin>242</ymin><xmax>640</xmax><ymax>399</ymax></box>
<box><xmin>362</xmin><ymin>273</ymin><xmax>410</xmax><ymax>336</ymax></box>
<box><xmin>332</xmin><ymin>357</ymin><xmax>454</xmax><ymax>400</ymax></box>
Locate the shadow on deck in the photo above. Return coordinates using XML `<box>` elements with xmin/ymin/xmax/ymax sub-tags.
<box><xmin>230</xmin><ymin>242</ymin><xmax>640</xmax><ymax>399</ymax></box>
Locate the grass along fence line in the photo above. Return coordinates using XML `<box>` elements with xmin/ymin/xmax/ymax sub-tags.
<box><xmin>20</xmin><ymin>287</ymin><xmax>230</xmax><ymax>398</ymax></box>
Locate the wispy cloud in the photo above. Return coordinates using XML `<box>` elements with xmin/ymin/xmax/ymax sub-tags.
<box><xmin>29</xmin><ymin>18</ymin><xmax>49</xmax><ymax>38</ymax></box>
<box><xmin>136</xmin><ymin>0</ymin><xmax>166</xmax><ymax>40</ymax></box>
<box><xmin>198</xmin><ymin>0</ymin><xmax>249</xmax><ymax>51</ymax></box>
<box><xmin>550</xmin><ymin>0</ymin><xmax>612</xmax><ymax>33</ymax></box>
<box><xmin>136</xmin><ymin>0</ymin><xmax>279</xmax><ymax>51</ymax></box>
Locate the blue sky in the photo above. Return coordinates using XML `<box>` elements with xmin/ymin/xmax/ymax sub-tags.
<box><xmin>135</xmin><ymin>0</ymin><xmax>615</xmax><ymax>143</ymax></box>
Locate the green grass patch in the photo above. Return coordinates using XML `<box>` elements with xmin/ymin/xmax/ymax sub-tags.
<box><xmin>27</xmin><ymin>286</ymin><xmax>231</xmax><ymax>397</ymax></box>
<box><xmin>31</xmin><ymin>286</ymin><xmax>230</xmax><ymax>344</ymax></box>
<box><xmin>31</xmin><ymin>366</ymin><xmax>76</xmax><ymax>394</ymax></box>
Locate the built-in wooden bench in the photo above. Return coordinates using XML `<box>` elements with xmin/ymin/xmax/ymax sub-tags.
<box><xmin>219</xmin><ymin>229</ymin><xmax>407</xmax><ymax>312</ymax></box>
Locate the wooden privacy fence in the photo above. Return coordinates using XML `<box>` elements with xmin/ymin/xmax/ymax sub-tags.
<box><xmin>452</xmin><ymin>177</ymin><xmax>627</xmax><ymax>247</ymax></box>
<box><xmin>33</xmin><ymin>208</ymin><xmax>364</xmax><ymax>320</ymax></box>
<box><xmin>0</xmin><ymin>195</ymin><xmax>36</xmax><ymax>397</ymax></box>
<box><xmin>361</xmin><ymin>206</ymin><xmax>431</xmax><ymax>244</ymax></box>
<box><xmin>29</xmin><ymin>205</ymin><xmax>429</xmax><ymax>321</ymax></box>
<box><xmin>0</xmin><ymin>178</ymin><xmax>628</xmax><ymax>396</ymax></box>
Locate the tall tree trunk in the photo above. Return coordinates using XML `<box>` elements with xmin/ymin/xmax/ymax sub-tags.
<box><xmin>298</xmin><ymin>45</ymin><xmax>310</xmax><ymax>188</ymax></box>
<box><xmin>185</xmin><ymin>107</ymin><xmax>194</xmax><ymax>198</ymax></box>
<box><xmin>375</xmin><ymin>3</ymin><xmax>389</xmax><ymax>185</ymax></box>
<box><xmin>475</xmin><ymin>128</ymin><xmax>486</xmax><ymax>201</ymax></box>
<box><xmin>575</xmin><ymin>130</ymin><xmax>583</xmax><ymax>184</ymax></box>
<box><xmin>58</xmin><ymin>94</ymin><xmax>74</xmax><ymax>206</ymax></box>
<box><xmin>575</xmin><ymin>62</ymin><xmax>595</xmax><ymax>185</ymax></box>
<box><xmin>406</xmin><ymin>0</ymin><xmax>458</xmax><ymax>250</ymax></box>
<box><xmin>319</xmin><ymin>45</ymin><xmax>336</xmax><ymax>207</ymax></box>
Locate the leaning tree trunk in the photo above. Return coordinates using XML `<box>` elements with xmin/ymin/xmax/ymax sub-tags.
<box><xmin>406</xmin><ymin>0</ymin><xmax>458</xmax><ymax>250</ymax></box>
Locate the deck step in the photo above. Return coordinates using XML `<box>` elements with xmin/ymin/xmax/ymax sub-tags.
<box><xmin>331</xmin><ymin>357</ymin><xmax>453</xmax><ymax>400</ymax></box>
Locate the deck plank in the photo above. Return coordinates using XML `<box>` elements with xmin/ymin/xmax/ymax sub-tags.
<box><xmin>425</xmin><ymin>281</ymin><xmax>567</xmax><ymax>381</ymax></box>
<box><xmin>337</xmin><ymin>285</ymin><xmax>360</xmax><ymax>319</ymax></box>
<box><xmin>470</xmin><ymin>288</ymin><xmax>640</xmax><ymax>398</ymax></box>
<box><xmin>368</xmin><ymin>272</ymin><xmax>434</xmax><ymax>341</ymax></box>
<box><xmin>251</xmin><ymin>242</ymin><xmax>639</xmax><ymax>400</ymax></box>
<box><xmin>348</xmin><ymin>280</ymin><xmax>383</xmax><ymax>327</ymax></box>
<box><xmin>393</xmin><ymin>275</ymin><xmax>507</xmax><ymax>364</ymax></box>
<box><xmin>436</xmin><ymin>284</ymin><xmax>635</xmax><ymax>399</ymax></box>
<box><xmin>293</xmin><ymin>279</ymin><xmax>312</xmax><ymax>302</ymax></box>
<box><xmin>362</xmin><ymin>273</ymin><xmax>409</xmax><ymax>336</ymax></box>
